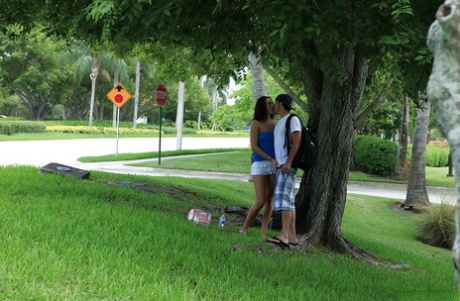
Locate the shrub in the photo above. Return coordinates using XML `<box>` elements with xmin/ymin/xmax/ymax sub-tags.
<box><xmin>0</xmin><ymin>120</ymin><xmax>46</xmax><ymax>135</ymax></box>
<box><xmin>46</xmin><ymin>125</ymin><xmax>160</xmax><ymax>135</ymax></box>
<box><xmin>353</xmin><ymin>135</ymin><xmax>398</xmax><ymax>176</ymax></box>
<box><xmin>416</xmin><ymin>198</ymin><xmax>455</xmax><ymax>249</ymax></box>
<box><xmin>406</xmin><ymin>144</ymin><xmax>450</xmax><ymax>167</ymax></box>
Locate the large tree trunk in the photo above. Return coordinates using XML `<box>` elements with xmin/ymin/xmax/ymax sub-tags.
<box><xmin>426</xmin><ymin>1</ymin><xmax>460</xmax><ymax>289</ymax></box>
<box><xmin>296</xmin><ymin>46</ymin><xmax>369</xmax><ymax>255</ymax></box>
<box><xmin>404</xmin><ymin>97</ymin><xmax>431</xmax><ymax>209</ymax></box>
<box><xmin>392</xmin><ymin>95</ymin><xmax>410</xmax><ymax>180</ymax></box>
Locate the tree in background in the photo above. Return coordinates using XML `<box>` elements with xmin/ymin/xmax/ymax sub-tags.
<box><xmin>0</xmin><ymin>26</ymin><xmax>72</xmax><ymax>120</ymax></box>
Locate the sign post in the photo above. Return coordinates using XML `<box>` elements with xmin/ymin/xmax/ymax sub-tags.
<box><xmin>106</xmin><ymin>83</ymin><xmax>132</xmax><ymax>156</ymax></box>
<box><xmin>155</xmin><ymin>85</ymin><xmax>168</xmax><ymax>165</ymax></box>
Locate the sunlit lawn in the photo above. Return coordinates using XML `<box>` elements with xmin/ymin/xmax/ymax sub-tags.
<box><xmin>0</xmin><ymin>166</ymin><xmax>456</xmax><ymax>300</ymax></box>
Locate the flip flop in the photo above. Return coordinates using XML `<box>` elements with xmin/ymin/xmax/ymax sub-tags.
<box><xmin>267</xmin><ymin>237</ymin><xmax>290</xmax><ymax>249</ymax></box>
<box><xmin>289</xmin><ymin>242</ymin><xmax>299</xmax><ymax>246</ymax></box>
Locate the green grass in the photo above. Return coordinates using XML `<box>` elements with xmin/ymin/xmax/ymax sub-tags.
<box><xmin>0</xmin><ymin>166</ymin><xmax>456</xmax><ymax>300</ymax></box>
<box><xmin>79</xmin><ymin>148</ymin><xmax>248</xmax><ymax>163</ymax></box>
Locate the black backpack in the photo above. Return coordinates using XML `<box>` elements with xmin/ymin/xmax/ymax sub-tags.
<box><xmin>284</xmin><ymin>114</ymin><xmax>318</xmax><ymax>171</ymax></box>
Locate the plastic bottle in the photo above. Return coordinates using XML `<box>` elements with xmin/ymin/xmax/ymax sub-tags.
<box><xmin>219</xmin><ymin>214</ymin><xmax>226</xmax><ymax>230</ymax></box>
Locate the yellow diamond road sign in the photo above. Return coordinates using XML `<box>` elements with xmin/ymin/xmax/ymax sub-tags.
<box><xmin>107</xmin><ymin>82</ymin><xmax>132</xmax><ymax>109</ymax></box>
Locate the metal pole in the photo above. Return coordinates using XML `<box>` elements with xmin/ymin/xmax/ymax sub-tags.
<box><xmin>159</xmin><ymin>106</ymin><xmax>162</xmax><ymax>165</ymax></box>
<box><xmin>116</xmin><ymin>108</ymin><xmax>120</xmax><ymax>156</ymax></box>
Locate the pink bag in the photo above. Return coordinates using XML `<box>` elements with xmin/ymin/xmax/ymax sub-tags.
<box><xmin>187</xmin><ymin>208</ymin><xmax>211</xmax><ymax>225</ymax></box>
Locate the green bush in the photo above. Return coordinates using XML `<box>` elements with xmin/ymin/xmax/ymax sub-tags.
<box><xmin>0</xmin><ymin>120</ymin><xmax>46</xmax><ymax>135</ymax></box>
<box><xmin>416</xmin><ymin>199</ymin><xmax>455</xmax><ymax>249</ymax></box>
<box><xmin>353</xmin><ymin>135</ymin><xmax>398</xmax><ymax>176</ymax></box>
<box><xmin>46</xmin><ymin>125</ymin><xmax>160</xmax><ymax>135</ymax></box>
<box><xmin>162</xmin><ymin>127</ymin><xmax>196</xmax><ymax>135</ymax></box>
<box><xmin>407</xmin><ymin>145</ymin><xmax>450</xmax><ymax>167</ymax></box>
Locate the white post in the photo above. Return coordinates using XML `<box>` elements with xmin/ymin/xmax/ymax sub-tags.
<box><xmin>176</xmin><ymin>81</ymin><xmax>185</xmax><ymax>150</ymax></box>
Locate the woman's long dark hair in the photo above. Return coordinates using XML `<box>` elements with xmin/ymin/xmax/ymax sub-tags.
<box><xmin>253</xmin><ymin>96</ymin><xmax>273</xmax><ymax>122</ymax></box>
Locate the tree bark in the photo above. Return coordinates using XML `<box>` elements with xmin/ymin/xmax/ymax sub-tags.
<box><xmin>88</xmin><ymin>56</ymin><xmax>98</xmax><ymax>127</ymax></box>
<box><xmin>392</xmin><ymin>95</ymin><xmax>409</xmax><ymax>181</ymax></box>
<box><xmin>296</xmin><ymin>47</ymin><xmax>369</xmax><ymax>254</ymax></box>
<box><xmin>426</xmin><ymin>1</ymin><xmax>460</xmax><ymax>289</ymax></box>
<box><xmin>404</xmin><ymin>97</ymin><xmax>430</xmax><ymax>208</ymax></box>
<box><xmin>248</xmin><ymin>52</ymin><xmax>266</xmax><ymax>103</ymax></box>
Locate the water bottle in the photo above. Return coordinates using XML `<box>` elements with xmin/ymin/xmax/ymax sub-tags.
<box><xmin>219</xmin><ymin>214</ymin><xmax>226</xmax><ymax>230</ymax></box>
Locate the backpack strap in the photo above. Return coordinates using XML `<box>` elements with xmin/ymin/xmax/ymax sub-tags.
<box><xmin>284</xmin><ymin>114</ymin><xmax>297</xmax><ymax>150</ymax></box>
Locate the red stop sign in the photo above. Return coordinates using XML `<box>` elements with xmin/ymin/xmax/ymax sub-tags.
<box><xmin>156</xmin><ymin>85</ymin><xmax>168</xmax><ymax>106</ymax></box>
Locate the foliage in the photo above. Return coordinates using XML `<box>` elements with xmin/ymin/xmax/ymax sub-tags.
<box><xmin>0</xmin><ymin>94</ymin><xmax>26</xmax><ymax>117</ymax></box>
<box><xmin>45</xmin><ymin>125</ymin><xmax>159</xmax><ymax>135</ymax></box>
<box><xmin>417</xmin><ymin>199</ymin><xmax>455</xmax><ymax>249</ymax></box>
<box><xmin>353</xmin><ymin>135</ymin><xmax>398</xmax><ymax>176</ymax></box>
<box><xmin>359</xmin><ymin>100</ymin><xmax>402</xmax><ymax>139</ymax></box>
<box><xmin>0</xmin><ymin>26</ymin><xmax>73</xmax><ymax>120</ymax></box>
<box><xmin>0</xmin><ymin>120</ymin><xmax>46</xmax><ymax>135</ymax></box>
<box><xmin>406</xmin><ymin>144</ymin><xmax>450</xmax><ymax>167</ymax></box>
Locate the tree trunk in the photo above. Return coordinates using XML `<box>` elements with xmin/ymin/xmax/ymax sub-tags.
<box><xmin>404</xmin><ymin>97</ymin><xmax>430</xmax><ymax>209</ymax></box>
<box><xmin>296</xmin><ymin>46</ymin><xmax>369</xmax><ymax>254</ymax></box>
<box><xmin>392</xmin><ymin>95</ymin><xmax>409</xmax><ymax>180</ymax></box>
<box><xmin>248</xmin><ymin>52</ymin><xmax>265</xmax><ymax>103</ymax></box>
<box><xmin>426</xmin><ymin>2</ymin><xmax>460</xmax><ymax>289</ymax></box>
<box><xmin>112</xmin><ymin>70</ymin><xmax>119</xmax><ymax>128</ymax></box>
<box><xmin>133</xmin><ymin>59</ymin><xmax>140</xmax><ymax>129</ymax></box>
<box><xmin>88</xmin><ymin>61</ymin><xmax>98</xmax><ymax>127</ymax></box>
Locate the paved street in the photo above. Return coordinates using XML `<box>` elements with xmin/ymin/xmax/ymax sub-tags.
<box><xmin>0</xmin><ymin>137</ymin><xmax>456</xmax><ymax>204</ymax></box>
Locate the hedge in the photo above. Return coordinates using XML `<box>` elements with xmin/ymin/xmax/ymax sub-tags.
<box><xmin>354</xmin><ymin>135</ymin><xmax>398</xmax><ymax>176</ymax></box>
<box><xmin>0</xmin><ymin>121</ymin><xmax>46</xmax><ymax>135</ymax></box>
<box><xmin>407</xmin><ymin>144</ymin><xmax>450</xmax><ymax>167</ymax></box>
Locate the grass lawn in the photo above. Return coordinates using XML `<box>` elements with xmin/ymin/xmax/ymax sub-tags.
<box><xmin>0</xmin><ymin>166</ymin><xmax>456</xmax><ymax>300</ymax></box>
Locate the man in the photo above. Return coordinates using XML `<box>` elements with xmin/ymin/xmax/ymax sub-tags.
<box><xmin>267</xmin><ymin>94</ymin><xmax>301</xmax><ymax>248</ymax></box>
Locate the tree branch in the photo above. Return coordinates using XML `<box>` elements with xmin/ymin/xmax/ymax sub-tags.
<box><xmin>264</xmin><ymin>64</ymin><xmax>307</xmax><ymax>110</ymax></box>
<box><xmin>354</xmin><ymin>76</ymin><xmax>395</xmax><ymax>131</ymax></box>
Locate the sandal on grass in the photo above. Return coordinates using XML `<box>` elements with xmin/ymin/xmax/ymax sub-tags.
<box><xmin>267</xmin><ymin>237</ymin><xmax>290</xmax><ymax>249</ymax></box>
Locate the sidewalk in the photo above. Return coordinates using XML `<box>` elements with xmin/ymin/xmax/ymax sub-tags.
<box><xmin>77</xmin><ymin>159</ymin><xmax>456</xmax><ymax>204</ymax></box>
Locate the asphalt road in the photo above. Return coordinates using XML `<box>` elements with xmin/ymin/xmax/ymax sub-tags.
<box><xmin>0</xmin><ymin>137</ymin><xmax>455</xmax><ymax>204</ymax></box>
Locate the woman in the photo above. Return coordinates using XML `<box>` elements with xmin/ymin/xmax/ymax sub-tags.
<box><xmin>240</xmin><ymin>96</ymin><xmax>277</xmax><ymax>237</ymax></box>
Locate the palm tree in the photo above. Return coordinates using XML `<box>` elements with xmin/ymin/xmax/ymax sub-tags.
<box><xmin>249</xmin><ymin>52</ymin><xmax>266</xmax><ymax>103</ymax></box>
<box><xmin>404</xmin><ymin>94</ymin><xmax>431</xmax><ymax>209</ymax></box>
<box><xmin>63</xmin><ymin>41</ymin><xmax>127</xmax><ymax>126</ymax></box>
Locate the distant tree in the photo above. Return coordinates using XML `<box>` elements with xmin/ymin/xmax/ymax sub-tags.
<box><xmin>0</xmin><ymin>26</ymin><xmax>72</xmax><ymax>120</ymax></box>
